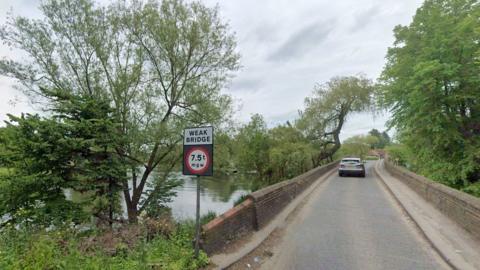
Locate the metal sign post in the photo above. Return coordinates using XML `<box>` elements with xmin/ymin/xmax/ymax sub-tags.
<box><xmin>195</xmin><ymin>175</ymin><xmax>201</xmax><ymax>258</ymax></box>
<box><xmin>182</xmin><ymin>126</ymin><xmax>214</xmax><ymax>258</ymax></box>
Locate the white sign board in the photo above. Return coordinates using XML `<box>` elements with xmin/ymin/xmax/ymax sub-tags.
<box><xmin>184</xmin><ymin>127</ymin><xmax>213</xmax><ymax>145</ymax></box>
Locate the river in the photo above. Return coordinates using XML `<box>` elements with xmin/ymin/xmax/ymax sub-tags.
<box><xmin>67</xmin><ymin>172</ymin><xmax>254</xmax><ymax>221</ymax></box>
<box><xmin>165</xmin><ymin>173</ymin><xmax>253</xmax><ymax>220</ymax></box>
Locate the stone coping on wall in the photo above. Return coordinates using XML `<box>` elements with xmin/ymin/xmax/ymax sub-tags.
<box><xmin>385</xmin><ymin>159</ymin><xmax>480</xmax><ymax>241</ymax></box>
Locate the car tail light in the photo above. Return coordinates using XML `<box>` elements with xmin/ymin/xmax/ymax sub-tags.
<box><xmin>356</xmin><ymin>165</ymin><xmax>362</xmax><ymax>168</ymax></box>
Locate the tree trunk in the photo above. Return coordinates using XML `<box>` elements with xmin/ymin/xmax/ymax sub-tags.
<box><xmin>127</xmin><ymin>204</ymin><xmax>138</xmax><ymax>223</ymax></box>
<box><xmin>108</xmin><ymin>177</ymin><xmax>114</xmax><ymax>228</ymax></box>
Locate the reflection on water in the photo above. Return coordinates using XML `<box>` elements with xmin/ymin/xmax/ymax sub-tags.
<box><xmin>167</xmin><ymin>173</ymin><xmax>253</xmax><ymax>220</ymax></box>
<box><xmin>67</xmin><ymin>172</ymin><xmax>254</xmax><ymax>221</ymax></box>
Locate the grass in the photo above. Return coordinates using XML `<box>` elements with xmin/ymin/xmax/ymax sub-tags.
<box><xmin>233</xmin><ymin>194</ymin><xmax>249</xmax><ymax>207</ymax></box>
<box><xmin>0</xmin><ymin>221</ymin><xmax>209</xmax><ymax>270</ymax></box>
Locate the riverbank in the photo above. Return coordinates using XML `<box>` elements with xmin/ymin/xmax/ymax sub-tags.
<box><xmin>0</xmin><ymin>216</ymin><xmax>215</xmax><ymax>270</ymax></box>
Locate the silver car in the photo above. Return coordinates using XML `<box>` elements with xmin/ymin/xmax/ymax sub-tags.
<box><xmin>338</xmin><ymin>157</ymin><xmax>365</xmax><ymax>177</ymax></box>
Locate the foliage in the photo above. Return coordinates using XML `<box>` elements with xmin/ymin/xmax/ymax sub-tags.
<box><xmin>235</xmin><ymin>114</ymin><xmax>271</xmax><ymax>176</ymax></box>
<box><xmin>462</xmin><ymin>182</ymin><xmax>480</xmax><ymax>198</ymax></box>
<box><xmin>267</xmin><ymin>124</ymin><xmax>315</xmax><ymax>180</ymax></box>
<box><xmin>233</xmin><ymin>194</ymin><xmax>248</xmax><ymax>207</ymax></box>
<box><xmin>0</xmin><ymin>222</ymin><xmax>208</xmax><ymax>270</ymax></box>
<box><xmin>214</xmin><ymin>131</ymin><xmax>236</xmax><ymax>172</ymax></box>
<box><xmin>0</xmin><ymin>91</ymin><xmax>128</xmax><ymax>228</ymax></box>
<box><xmin>368</xmin><ymin>129</ymin><xmax>391</xmax><ymax>149</ymax></box>
<box><xmin>200</xmin><ymin>211</ymin><xmax>217</xmax><ymax>225</ymax></box>
<box><xmin>0</xmin><ymin>0</ymin><xmax>240</xmax><ymax>223</ymax></box>
<box><xmin>385</xmin><ymin>144</ymin><xmax>415</xmax><ymax>168</ymax></box>
<box><xmin>380</xmin><ymin>0</ymin><xmax>480</xmax><ymax>188</ymax></box>
<box><xmin>298</xmin><ymin>75</ymin><xmax>375</xmax><ymax>164</ymax></box>
<box><xmin>234</xmin><ymin>117</ymin><xmax>317</xmax><ymax>184</ymax></box>
<box><xmin>338</xmin><ymin>135</ymin><xmax>379</xmax><ymax>159</ymax></box>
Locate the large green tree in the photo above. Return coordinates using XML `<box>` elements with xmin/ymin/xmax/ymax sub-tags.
<box><xmin>235</xmin><ymin>114</ymin><xmax>271</xmax><ymax>176</ymax></box>
<box><xmin>0</xmin><ymin>91</ymin><xmax>127</xmax><ymax>227</ymax></box>
<box><xmin>380</xmin><ymin>0</ymin><xmax>480</xmax><ymax>187</ymax></box>
<box><xmin>297</xmin><ymin>75</ymin><xmax>374</xmax><ymax>165</ymax></box>
<box><xmin>267</xmin><ymin>123</ymin><xmax>315</xmax><ymax>180</ymax></box>
<box><xmin>0</xmin><ymin>0</ymin><xmax>239</xmax><ymax>223</ymax></box>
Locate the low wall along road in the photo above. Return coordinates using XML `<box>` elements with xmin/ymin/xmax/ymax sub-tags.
<box><xmin>201</xmin><ymin>161</ymin><xmax>338</xmax><ymax>254</ymax></box>
<box><xmin>384</xmin><ymin>159</ymin><xmax>480</xmax><ymax>241</ymax></box>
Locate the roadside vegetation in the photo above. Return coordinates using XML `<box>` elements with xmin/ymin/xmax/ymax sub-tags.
<box><xmin>336</xmin><ymin>129</ymin><xmax>390</xmax><ymax>160</ymax></box>
<box><xmin>0</xmin><ymin>0</ymin><xmax>235</xmax><ymax>268</ymax></box>
<box><xmin>379</xmin><ymin>0</ymin><xmax>480</xmax><ymax>197</ymax></box>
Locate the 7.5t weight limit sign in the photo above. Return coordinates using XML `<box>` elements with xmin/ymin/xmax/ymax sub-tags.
<box><xmin>183</xmin><ymin>127</ymin><xmax>213</xmax><ymax>176</ymax></box>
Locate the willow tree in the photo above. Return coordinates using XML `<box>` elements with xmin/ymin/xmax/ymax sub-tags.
<box><xmin>297</xmin><ymin>76</ymin><xmax>374</xmax><ymax>165</ymax></box>
<box><xmin>0</xmin><ymin>0</ymin><xmax>239</xmax><ymax>223</ymax></box>
<box><xmin>380</xmin><ymin>0</ymin><xmax>480</xmax><ymax>189</ymax></box>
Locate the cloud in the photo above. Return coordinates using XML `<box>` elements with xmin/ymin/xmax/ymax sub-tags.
<box><xmin>349</xmin><ymin>6</ymin><xmax>381</xmax><ymax>32</ymax></box>
<box><xmin>267</xmin><ymin>20</ymin><xmax>334</xmax><ymax>62</ymax></box>
<box><xmin>229</xmin><ymin>76</ymin><xmax>263</xmax><ymax>93</ymax></box>
<box><xmin>0</xmin><ymin>0</ymin><xmax>425</xmax><ymax>134</ymax></box>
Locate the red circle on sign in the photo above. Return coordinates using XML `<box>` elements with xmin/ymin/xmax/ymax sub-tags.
<box><xmin>185</xmin><ymin>146</ymin><xmax>210</xmax><ymax>175</ymax></box>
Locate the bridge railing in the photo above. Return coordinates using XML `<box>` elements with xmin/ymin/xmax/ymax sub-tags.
<box><xmin>384</xmin><ymin>158</ymin><xmax>480</xmax><ymax>241</ymax></box>
<box><xmin>201</xmin><ymin>161</ymin><xmax>339</xmax><ymax>254</ymax></box>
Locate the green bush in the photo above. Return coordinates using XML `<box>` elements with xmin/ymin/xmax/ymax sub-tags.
<box><xmin>200</xmin><ymin>211</ymin><xmax>217</xmax><ymax>225</ymax></box>
<box><xmin>0</xmin><ymin>222</ymin><xmax>209</xmax><ymax>270</ymax></box>
<box><xmin>462</xmin><ymin>182</ymin><xmax>480</xmax><ymax>198</ymax></box>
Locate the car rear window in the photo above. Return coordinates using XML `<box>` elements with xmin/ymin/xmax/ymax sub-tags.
<box><xmin>342</xmin><ymin>159</ymin><xmax>360</xmax><ymax>163</ymax></box>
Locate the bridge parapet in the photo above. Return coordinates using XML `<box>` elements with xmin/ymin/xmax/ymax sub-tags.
<box><xmin>385</xmin><ymin>159</ymin><xmax>480</xmax><ymax>241</ymax></box>
<box><xmin>201</xmin><ymin>161</ymin><xmax>339</xmax><ymax>254</ymax></box>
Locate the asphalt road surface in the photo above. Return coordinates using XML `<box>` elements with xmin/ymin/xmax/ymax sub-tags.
<box><xmin>266</xmin><ymin>161</ymin><xmax>446</xmax><ymax>270</ymax></box>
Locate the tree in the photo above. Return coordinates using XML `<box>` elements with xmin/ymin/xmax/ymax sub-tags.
<box><xmin>214</xmin><ymin>131</ymin><xmax>236</xmax><ymax>173</ymax></box>
<box><xmin>368</xmin><ymin>129</ymin><xmax>391</xmax><ymax>149</ymax></box>
<box><xmin>0</xmin><ymin>0</ymin><xmax>240</xmax><ymax>223</ymax></box>
<box><xmin>339</xmin><ymin>135</ymin><xmax>379</xmax><ymax>159</ymax></box>
<box><xmin>380</xmin><ymin>0</ymin><xmax>480</xmax><ymax>187</ymax></box>
<box><xmin>0</xmin><ymin>91</ymin><xmax>127</xmax><ymax>227</ymax></box>
<box><xmin>267</xmin><ymin>124</ymin><xmax>315</xmax><ymax>180</ymax></box>
<box><xmin>235</xmin><ymin>114</ymin><xmax>270</xmax><ymax>176</ymax></box>
<box><xmin>297</xmin><ymin>75</ymin><xmax>374</xmax><ymax>165</ymax></box>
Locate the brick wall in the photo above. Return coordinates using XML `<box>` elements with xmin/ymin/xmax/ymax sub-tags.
<box><xmin>201</xmin><ymin>161</ymin><xmax>338</xmax><ymax>254</ymax></box>
<box><xmin>201</xmin><ymin>198</ymin><xmax>256</xmax><ymax>254</ymax></box>
<box><xmin>384</xmin><ymin>160</ymin><xmax>480</xmax><ymax>241</ymax></box>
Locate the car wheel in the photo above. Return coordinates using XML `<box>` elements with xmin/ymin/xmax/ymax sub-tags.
<box><xmin>361</xmin><ymin>173</ymin><xmax>366</xmax><ymax>178</ymax></box>
<box><xmin>338</xmin><ymin>172</ymin><xmax>343</xmax><ymax>177</ymax></box>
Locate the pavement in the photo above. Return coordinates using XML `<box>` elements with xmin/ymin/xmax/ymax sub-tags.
<box><xmin>374</xmin><ymin>160</ymin><xmax>480</xmax><ymax>270</ymax></box>
<box><xmin>261</xmin><ymin>161</ymin><xmax>449</xmax><ymax>270</ymax></box>
<box><xmin>211</xmin><ymin>165</ymin><xmax>338</xmax><ymax>269</ymax></box>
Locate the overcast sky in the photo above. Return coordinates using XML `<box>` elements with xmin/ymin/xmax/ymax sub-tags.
<box><xmin>0</xmin><ymin>0</ymin><xmax>423</xmax><ymax>140</ymax></box>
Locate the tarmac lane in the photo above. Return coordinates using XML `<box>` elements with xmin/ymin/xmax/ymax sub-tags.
<box><xmin>264</xmin><ymin>161</ymin><xmax>446</xmax><ymax>270</ymax></box>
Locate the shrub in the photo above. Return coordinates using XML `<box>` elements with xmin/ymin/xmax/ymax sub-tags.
<box><xmin>233</xmin><ymin>194</ymin><xmax>248</xmax><ymax>207</ymax></box>
<box><xmin>200</xmin><ymin>211</ymin><xmax>217</xmax><ymax>225</ymax></box>
<box><xmin>0</xmin><ymin>221</ymin><xmax>209</xmax><ymax>270</ymax></box>
<box><xmin>462</xmin><ymin>182</ymin><xmax>480</xmax><ymax>198</ymax></box>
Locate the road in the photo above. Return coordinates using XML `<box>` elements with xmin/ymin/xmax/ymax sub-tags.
<box><xmin>263</xmin><ymin>161</ymin><xmax>447</xmax><ymax>270</ymax></box>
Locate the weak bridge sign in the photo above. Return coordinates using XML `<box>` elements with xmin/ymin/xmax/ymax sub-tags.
<box><xmin>183</xmin><ymin>126</ymin><xmax>213</xmax><ymax>176</ymax></box>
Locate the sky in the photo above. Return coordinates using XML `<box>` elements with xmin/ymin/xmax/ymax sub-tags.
<box><xmin>0</xmin><ymin>0</ymin><xmax>424</xmax><ymax>140</ymax></box>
